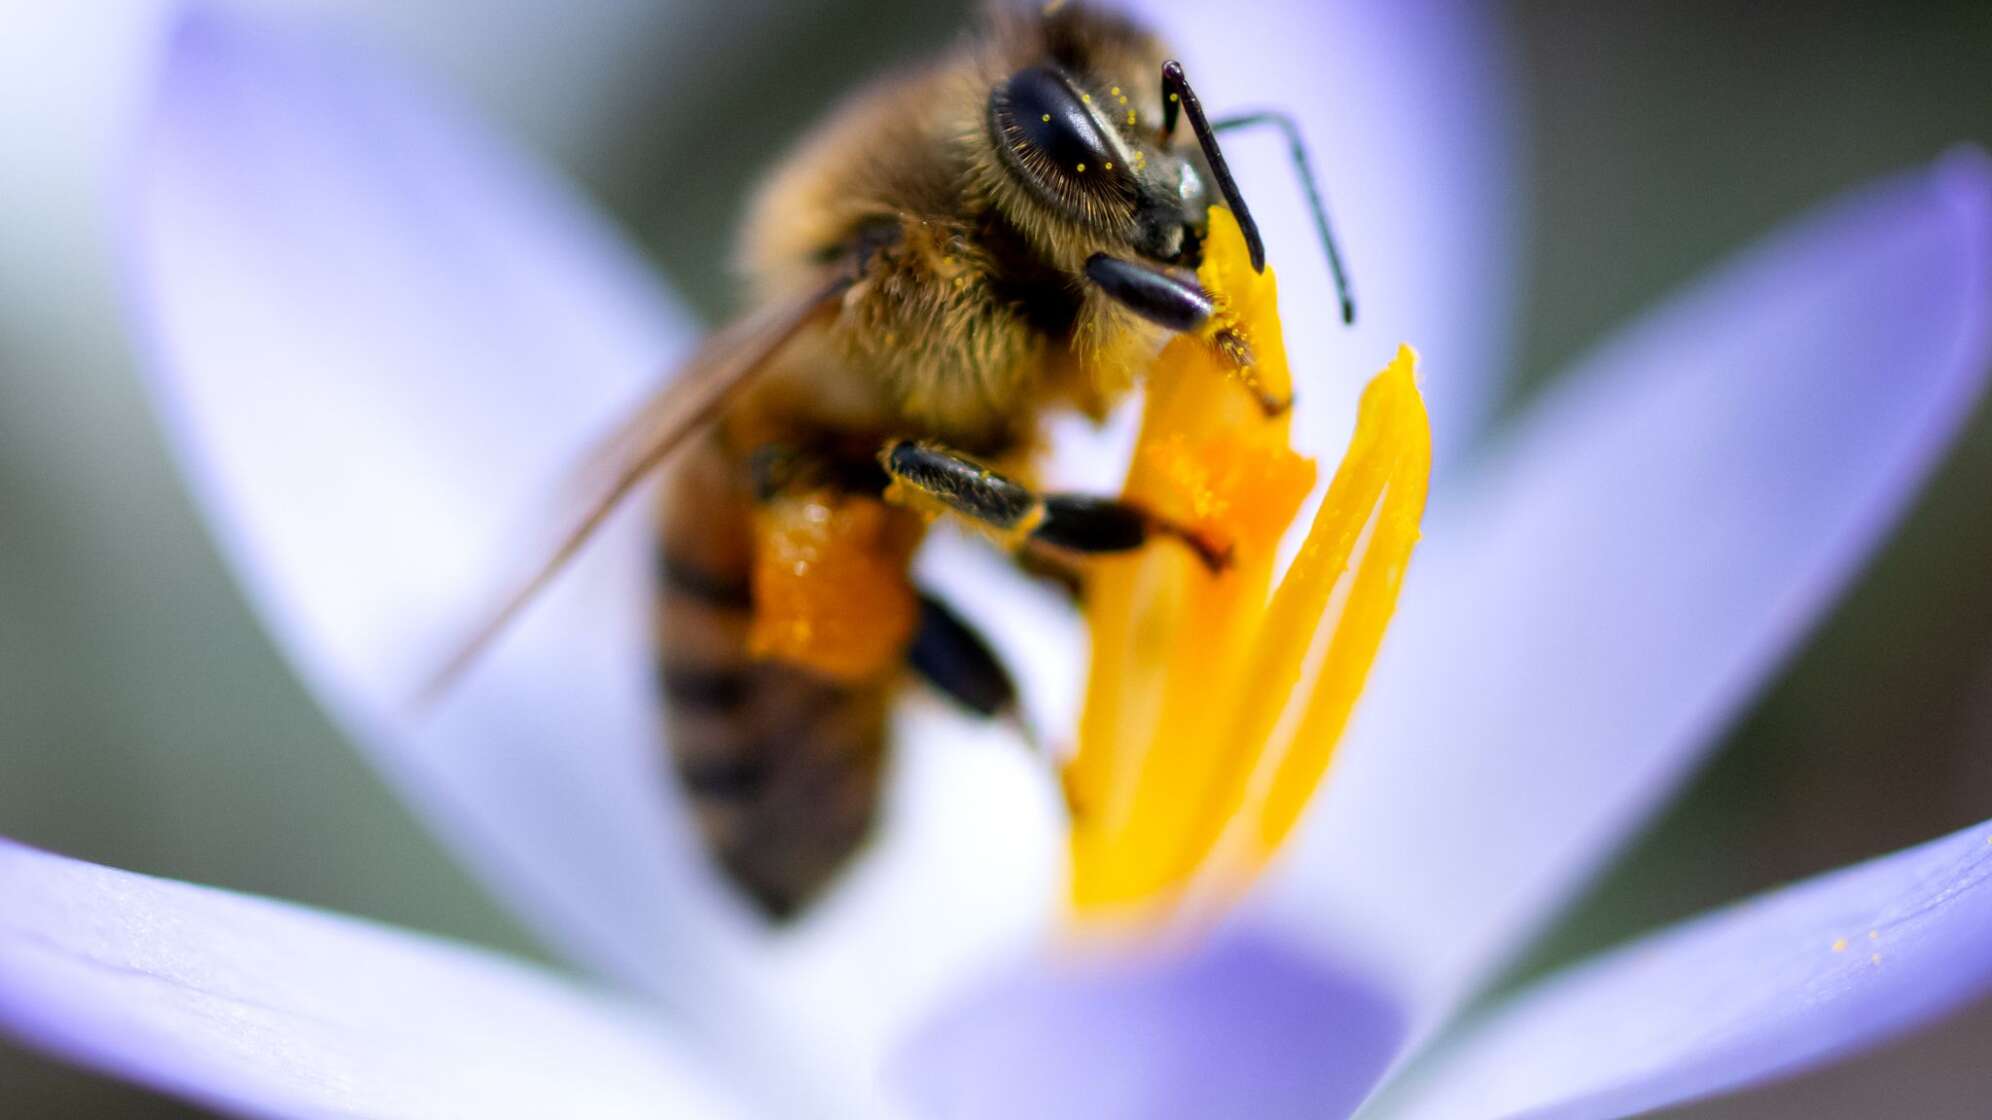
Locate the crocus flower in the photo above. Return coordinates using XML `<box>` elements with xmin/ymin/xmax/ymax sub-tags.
<box><xmin>5</xmin><ymin>2</ymin><xmax>1990</xmax><ymax>1117</ymax></box>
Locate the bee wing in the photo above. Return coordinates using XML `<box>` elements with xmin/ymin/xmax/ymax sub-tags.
<box><xmin>415</xmin><ymin>273</ymin><xmax>853</xmax><ymax>706</ymax></box>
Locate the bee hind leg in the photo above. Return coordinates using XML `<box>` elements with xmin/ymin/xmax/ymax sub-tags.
<box><xmin>908</xmin><ymin>591</ymin><xmax>1015</xmax><ymax>719</ymax></box>
<box><xmin>910</xmin><ymin>587</ymin><xmax>1088</xmax><ymax>815</ymax></box>
<box><xmin>880</xmin><ymin>440</ymin><xmax>1232</xmax><ymax>573</ymax></box>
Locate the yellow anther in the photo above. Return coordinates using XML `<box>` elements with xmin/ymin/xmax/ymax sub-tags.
<box><xmin>1065</xmin><ymin>206</ymin><xmax>1432</xmax><ymax>929</ymax></box>
<box><xmin>1831</xmin><ymin>937</ymin><xmax>1848</xmax><ymax>952</ymax></box>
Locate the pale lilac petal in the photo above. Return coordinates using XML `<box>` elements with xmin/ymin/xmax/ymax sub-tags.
<box><xmin>0</xmin><ymin>839</ymin><xmax>745</xmax><ymax>1120</ymax></box>
<box><xmin>1128</xmin><ymin>0</ymin><xmax>1524</xmax><ymax>465</ymax></box>
<box><xmin>124</xmin><ymin>7</ymin><xmax>865</xmax><ymax>1107</ymax></box>
<box><xmin>1273</xmin><ymin>152</ymin><xmax>1992</xmax><ymax>1027</ymax></box>
<box><xmin>1372</xmin><ymin>818</ymin><xmax>1992</xmax><ymax>1120</ymax></box>
<box><xmin>896</xmin><ymin>929</ymin><xmax>1405</xmax><ymax>1120</ymax></box>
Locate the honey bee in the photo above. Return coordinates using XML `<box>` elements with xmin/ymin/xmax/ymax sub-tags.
<box><xmin>434</xmin><ymin>0</ymin><xmax>1353</xmax><ymax>918</ymax></box>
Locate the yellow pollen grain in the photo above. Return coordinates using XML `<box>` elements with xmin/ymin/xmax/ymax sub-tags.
<box><xmin>1110</xmin><ymin>86</ymin><xmax>1121</xmax><ymax>96</ymax></box>
<box><xmin>1076</xmin><ymin>163</ymin><xmax>1086</xmax><ymax>172</ymax></box>
<box><xmin>1081</xmin><ymin>93</ymin><xmax>1092</xmax><ymax>103</ymax></box>
<box><xmin>1104</xmin><ymin>161</ymin><xmax>1114</xmax><ymax>170</ymax></box>
<box><xmin>1869</xmin><ymin>929</ymin><xmax>1880</xmax><ymax>941</ymax></box>
<box><xmin>1168</xmin><ymin>92</ymin><xmax>1179</xmax><ymax>103</ymax></box>
<box><xmin>1831</xmin><ymin>937</ymin><xmax>1848</xmax><ymax>952</ymax></box>
<box><xmin>1872</xmin><ymin>953</ymin><xmax>1884</xmax><ymax>966</ymax></box>
<box><xmin>1127</xmin><ymin>110</ymin><xmax>1137</xmax><ymax>125</ymax></box>
<box><xmin>1041</xmin><ymin>113</ymin><xmax>1052</xmax><ymax>123</ymax></box>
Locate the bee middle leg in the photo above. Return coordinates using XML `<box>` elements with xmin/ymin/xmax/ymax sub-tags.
<box><xmin>880</xmin><ymin>440</ymin><xmax>1231</xmax><ymax>572</ymax></box>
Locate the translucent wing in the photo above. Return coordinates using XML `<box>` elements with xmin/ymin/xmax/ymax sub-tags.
<box><xmin>416</xmin><ymin>273</ymin><xmax>854</xmax><ymax>704</ymax></box>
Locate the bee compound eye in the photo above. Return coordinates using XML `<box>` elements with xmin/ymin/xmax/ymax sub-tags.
<box><xmin>990</xmin><ymin>66</ymin><xmax>1124</xmax><ymax>188</ymax></box>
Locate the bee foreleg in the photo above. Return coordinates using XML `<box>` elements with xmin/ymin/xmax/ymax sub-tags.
<box><xmin>1083</xmin><ymin>253</ymin><xmax>1213</xmax><ymax>333</ymax></box>
<box><xmin>1086</xmin><ymin>252</ymin><xmax>1292</xmax><ymax>417</ymax></box>
<box><xmin>881</xmin><ymin>441</ymin><xmax>1231</xmax><ymax>572</ymax></box>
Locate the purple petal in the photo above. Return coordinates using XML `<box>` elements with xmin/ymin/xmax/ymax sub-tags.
<box><xmin>1273</xmin><ymin>151</ymin><xmax>1992</xmax><ymax>1027</ymax></box>
<box><xmin>895</xmin><ymin>928</ymin><xmax>1405</xmax><ymax>1120</ymax></box>
<box><xmin>1128</xmin><ymin>0</ymin><xmax>1524</xmax><ymax>465</ymax></box>
<box><xmin>1373</xmin><ymin>817</ymin><xmax>1992</xmax><ymax>1119</ymax></box>
<box><xmin>123</xmin><ymin>5</ymin><xmax>867</xmax><ymax>1102</ymax></box>
<box><xmin>0</xmin><ymin>838</ymin><xmax>743</xmax><ymax>1119</ymax></box>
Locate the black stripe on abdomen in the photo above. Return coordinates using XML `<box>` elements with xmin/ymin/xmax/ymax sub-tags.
<box><xmin>659</xmin><ymin>554</ymin><xmax>752</xmax><ymax>610</ymax></box>
<box><xmin>658</xmin><ymin>664</ymin><xmax>755</xmax><ymax>714</ymax></box>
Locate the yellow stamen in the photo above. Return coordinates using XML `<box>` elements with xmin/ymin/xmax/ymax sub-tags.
<box><xmin>1065</xmin><ymin>207</ymin><xmax>1431</xmax><ymax>927</ymax></box>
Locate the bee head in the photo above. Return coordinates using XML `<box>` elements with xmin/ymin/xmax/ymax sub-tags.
<box><xmin>984</xmin><ymin>62</ymin><xmax>1213</xmax><ymax>267</ymax></box>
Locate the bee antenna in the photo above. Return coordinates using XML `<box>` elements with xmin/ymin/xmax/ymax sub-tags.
<box><xmin>1159</xmin><ymin>60</ymin><xmax>1267</xmax><ymax>275</ymax></box>
<box><xmin>1211</xmin><ymin>110</ymin><xmax>1357</xmax><ymax>325</ymax></box>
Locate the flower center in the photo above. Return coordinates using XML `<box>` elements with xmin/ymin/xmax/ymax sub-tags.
<box><xmin>1065</xmin><ymin>207</ymin><xmax>1431</xmax><ymax>926</ymax></box>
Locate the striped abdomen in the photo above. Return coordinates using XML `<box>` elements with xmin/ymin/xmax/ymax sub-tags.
<box><xmin>653</xmin><ymin>432</ymin><xmax>893</xmax><ymax>919</ymax></box>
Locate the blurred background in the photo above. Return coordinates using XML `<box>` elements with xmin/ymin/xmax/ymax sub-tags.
<box><xmin>2</xmin><ymin>1</ymin><xmax>1989</xmax><ymax>1115</ymax></box>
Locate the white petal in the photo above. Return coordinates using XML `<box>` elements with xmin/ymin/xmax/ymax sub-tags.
<box><xmin>0</xmin><ymin>839</ymin><xmax>744</xmax><ymax>1120</ymax></box>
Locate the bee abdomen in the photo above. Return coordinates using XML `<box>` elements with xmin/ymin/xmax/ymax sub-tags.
<box><xmin>658</xmin><ymin>651</ymin><xmax>889</xmax><ymax>919</ymax></box>
<box><xmin>654</xmin><ymin>438</ymin><xmax>891</xmax><ymax>919</ymax></box>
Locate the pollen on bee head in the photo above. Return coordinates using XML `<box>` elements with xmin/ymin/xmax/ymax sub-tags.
<box><xmin>1076</xmin><ymin>163</ymin><xmax>1086</xmax><ymax>172</ymax></box>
